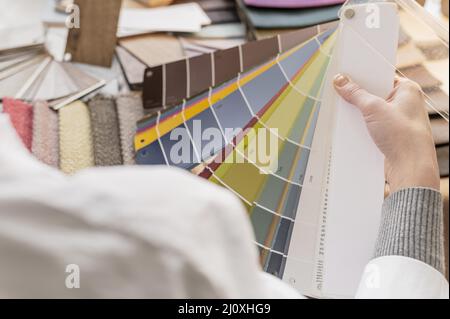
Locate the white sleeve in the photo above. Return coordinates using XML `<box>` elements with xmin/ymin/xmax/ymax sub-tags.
<box><xmin>356</xmin><ymin>256</ymin><xmax>449</xmax><ymax>299</ymax></box>
<box><xmin>258</xmin><ymin>272</ymin><xmax>306</xmax><ymax>299</ymax></box>
<box><xmin>0</xmin><ymin>111</ymin><xmax>307</xmax><ymax>298</ymax></box>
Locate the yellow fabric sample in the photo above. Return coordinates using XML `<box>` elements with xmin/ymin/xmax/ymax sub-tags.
<box><xmin>59</xmin><ymin>101</ymin><xmax>94</xmax><ymax>174</ymax></box>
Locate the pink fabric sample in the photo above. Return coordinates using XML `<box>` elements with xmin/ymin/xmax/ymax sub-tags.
<box><xmin>32</xmin><ymin>101</ymin><xmax>59</xmax><ymax>168</ymax></box>
<box><xmin>2</xmin><ymin>98</ymin><xmax>33</xmax><ymax>151</ymax></box>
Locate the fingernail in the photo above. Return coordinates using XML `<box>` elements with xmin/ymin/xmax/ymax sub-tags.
<box><xmin>334</xmin><ymin>74</ymin><xmax>349</xmax><ymax>87</ymax></box>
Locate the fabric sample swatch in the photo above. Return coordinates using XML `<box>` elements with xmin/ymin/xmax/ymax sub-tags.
<box><xmin>32</xmin><ymin>101</ymin><xmax>59</xmax><ymax>168</ymax></box>
<box><xmin>243</xmin><ymin>0</ymin><xmax>345</xmax><ymax>8</ymax></box>
<box><xmin>88</xmin><ymin>95</ymin><xmax>123</xmax><ymax>166</ymax></box>
<box><xmin>59</xmin><ymin>101</ymin><xmax>94</xmax><ymax>174</ymax></box>
<box><xmin>65</xmin><ymin>0</ymin><xmax>121</xmax><ymax>67</ymax></box>
<box><xmin>116</xmin><ymin>94</ymin><xmax>144</xmax><ymax>165</ymax></box>
<box><xmin>236</xmin><ymin>0</ymin><xmax>341</xmax><ymax>29</ymax></box>
<box><xmin>2</xmin><ymin>98</ymin><xmax>33</xmax><ymax>151</ymax></box>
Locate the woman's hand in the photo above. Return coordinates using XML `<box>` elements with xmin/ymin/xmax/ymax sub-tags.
<box><xmin>333</xmin><ymin>74</ymin><xmax>440</xmax><ymax>193</ymax></box>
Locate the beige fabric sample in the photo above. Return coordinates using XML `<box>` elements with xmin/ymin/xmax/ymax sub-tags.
<box><xmin>59</xmin><ymin>101</ymin><xmax>94</xmax><ymax>174</ymax></box>
<box><xmin>116</xmin><ymin>94</ymin><xmax>144</xmax><ymax>165</ymax></box>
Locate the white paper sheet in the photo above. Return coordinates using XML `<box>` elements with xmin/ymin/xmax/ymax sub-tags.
<box><xmin>118</xmin><ymin>3</ymin><xmax>211</xmax><ymax>37</ymax></box>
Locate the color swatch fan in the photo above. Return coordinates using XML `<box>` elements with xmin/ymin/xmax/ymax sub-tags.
<box><xmin>134</xmin><ymin>1</ymin><xmax>444</xmax><ymax>298</ymax></box>
<box><xmin>135</xmin><ymin>28</ymin><xmax>336</xmax><ymax>277</ymax></box>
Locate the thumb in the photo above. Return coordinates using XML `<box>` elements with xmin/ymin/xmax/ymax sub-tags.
<box><xmin>333</xmin><ymin>74</ymin><xmax>384</xmax><ymax>115</ymax></box>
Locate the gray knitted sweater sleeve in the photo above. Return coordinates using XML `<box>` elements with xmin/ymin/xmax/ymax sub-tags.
<box><xmin>374</xmin><ymin>188</ymin><xmax>445</xmax><ymax>275</ymax></box>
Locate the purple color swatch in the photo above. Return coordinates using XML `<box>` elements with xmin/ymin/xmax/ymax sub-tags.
<box><xmin>244</xmin><ymin>0</ymin><xmax>346</xmax><ymax>9</ymax></box>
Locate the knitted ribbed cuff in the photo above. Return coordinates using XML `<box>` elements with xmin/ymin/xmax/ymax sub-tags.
<box><xmin>374</xmin><ymin>188</ymin><xmax>445</xmax><ymax>275</ymax></box>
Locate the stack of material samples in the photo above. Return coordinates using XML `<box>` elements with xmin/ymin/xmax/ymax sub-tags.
<box><xmin>236</xmin><ymin>0</ymin><xmax>345</xmax><ymax>39</ymax></box>
<box><xmin>116</xmin><ymin>0</ymin><xmax>247</xmax><ymax>90</ymax></box>
<box><xmin>0</xmin><ymin>21</ymin><xmax>106</xmax><ymax>110</ymax></box>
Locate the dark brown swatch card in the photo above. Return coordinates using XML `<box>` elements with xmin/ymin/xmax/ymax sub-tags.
<box><xmin>242</xmin><ymin>37</ymin><xmax>279</xmax><ymax>70</ymax></box>
<box><xmin>142</xmin><ymin>22</ymin><xmax>338</xmax><ymax>109</ymax></box>
<box><xmin>143</xmin><ymin>65</ymin><xmax>163</xmax><ymax>109</ymax></box>
<box><xmin>213</xmin><ymin>46</ymin><xmax>241</xmax><ymax>85</ymax></box>
<box><xmin>165</xmin><ymin>59</ymin><xmax>188</xmax><ymax>106</ymax></box>
<box><xmin>189</xmin><ymin>53</ymin><xmax>213</xmax><ymax>98</ymax></box>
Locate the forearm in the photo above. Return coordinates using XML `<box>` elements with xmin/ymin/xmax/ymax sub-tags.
<box><xmin>374</xmin><ymin>188</ymin><xmax>445</xmax><ymax>274</ymax></box>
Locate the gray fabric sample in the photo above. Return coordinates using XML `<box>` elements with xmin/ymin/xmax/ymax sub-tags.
<box><xmin>375</xmin><ymin>188</ymin><xmax>445</xmax><ymax>275</ymax></box>
<box><xmin>88</xmin><ymin>95</ymin><xmax>123</xmax><ymax>166</ymax></box>
<box><xmin>116</xmin><ymin>94</ymin><xmax>144</xmax><ymax>165</ymax></box>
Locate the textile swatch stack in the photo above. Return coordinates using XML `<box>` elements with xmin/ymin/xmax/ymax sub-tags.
<box><xmin>236</xmin><ymin>0</ymin><xmax>345</xmax><ymax>39</ymax></box>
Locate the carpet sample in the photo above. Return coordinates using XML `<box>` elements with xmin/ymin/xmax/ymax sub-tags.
<box><xmin>116</xmin><ymin>94</ymin><xmax>144</xmax><ymax>165</ymax></box>
<box><xmin>88</xmin><ymin>95</ymin><xmax>123</xmax><ymax>166</ymax></box>
<box><xmin>32</xmin><ymin>101</ymin><xmax>59</xmax><ymax>168</ymax></box>
<box><xmin>2</xmin><ymin>98</ymin><xmax>33</xmax><ymax>151</ymax></box>
<box><xmin>59</xmin><ymin>101</ymin><xmax>95</xmax><ymax>174</ymax></box>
